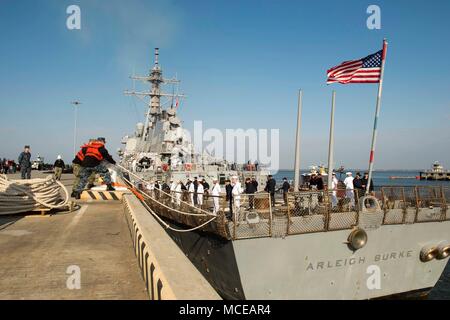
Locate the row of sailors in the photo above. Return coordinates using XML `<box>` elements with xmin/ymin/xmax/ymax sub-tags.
<box><xmin>144</xmin><ymin>176</ymin><xmax>244</xmax><ymax>216</ymax></box>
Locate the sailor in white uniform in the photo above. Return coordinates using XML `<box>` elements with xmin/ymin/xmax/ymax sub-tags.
<box><xmin>211</xmin><ymin>179</ymin><xmax>221</xmax><ymax>215</ymax></box>
<box><xmin>343</xmin><ymin>172</ymin><xmax>355</xmax><ymax>207</ymax></box>
<box><xmin>175</xmin><ymin>180</ymin><xmax>182</xmax><ymax>206</ymax></box>
<box><xmin>330</xmin><ymin>173</ymin><xmax>339</xmax><ymax>208</ymax></box>
<box><xmin>231</xmin><ymin>176</ymin><xmax>243</xmax><ymax>221</ymax></box>
<box><xmin>170</xmin><ymin>179</ymin><xmax>177</xmax><ymax>203</ymax></box>
<box><xmin>188</xmin><ymin>181</ymin><xmax>195</xmax><ymax>205</ymax></box>
<box><xmin>197</xmin><ymin>181</ymin><xmax>204</xmax><ymax>207</ymax></box>
<box><xmin>146</xmin><ymin>180</ymin><xmax>155</xmax><ymax>198</ymax></box>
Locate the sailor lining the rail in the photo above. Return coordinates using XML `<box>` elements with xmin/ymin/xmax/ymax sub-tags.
<box><xmin>197</xmin><ymin>181</ymin><xmax>204</xmax><ymax>207</ymax></box>
<box><xmin>211</xmin><ymin>179</ymin><xmax>221</xmax><ymax>215</ymax></box>
<box><xmin>170</xmin><ymin>179</ymin><xmax>177</xmax><ymax>203</ymax></box>
<box><xmin>231</xmin><ymin>176</ymin><xmax>244</xmax><ymax>222</ymax></box>
<box><xmin>146</xmin><ymin>180</ymin><xmax>155</xmax><ymax>197</ymax></box>
<box><xmin>343</xmin><ymin>172</ymin><xmax>355</xmax><ymax>208</ymax></box>
<box><xmin>154</xmin><ymin>180</ymin><xmax>161</xmax><ymax>199</ymax></box>
<box><xmin>188</xmin><ymin>180</ymin><xmax>195</xmax><ymax>205</ymax></box>
<box><xmin>330</xmin><ymin>173</ymin><xmax>339</xmax><ymax>208</ymax></box>
<box><xmin>175</xmin><ymin>180</ymin><xmax>182</xmax><ymax>206</ymax></box>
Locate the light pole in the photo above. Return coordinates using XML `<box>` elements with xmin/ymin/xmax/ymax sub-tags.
<box><xmin>70</xmin><ymin>101</ymin><xmax>82</xmax><ymax>156</ymax></box>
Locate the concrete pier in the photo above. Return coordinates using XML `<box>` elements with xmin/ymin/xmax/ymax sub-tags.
<box><xmin>0</xmin><ymin>171</ymin><xmax>220</xmax><ymax>300</ymax></box>
<box><xmin>0</xmin><ymin>172</ymin><xmax>147</xmax><ymax>299</ymax></box>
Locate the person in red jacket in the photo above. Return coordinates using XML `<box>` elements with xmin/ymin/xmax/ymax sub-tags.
<box><xmin>71</xmin><ymin>140</ymin><xmax>97</xmax><ymax>197</ymax></box>
<box><xmin>72</xmin><ymin>137</ymin><xmax>116</xmax><ymax>199</ymax></box>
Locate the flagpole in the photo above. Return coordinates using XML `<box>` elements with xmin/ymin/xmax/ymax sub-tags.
<box><xmin>366</xmin><ymin>39</ymin><xmax>388</xmax><ymax>195</ymax></box>
<box><xmin>293</xmin><ymin>89</ymin><xmax>303</xmax><ymax>192</ymax></box>
<box><xmin>327</xmin><ymin>90</ymin><xmax>336</xmax><ymax>191</ymax></box>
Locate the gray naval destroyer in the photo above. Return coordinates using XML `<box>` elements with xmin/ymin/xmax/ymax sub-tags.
<box><xmin>118</xmin><ymin>48</ymin><xmax>450</xmax><ymax>300</ymax></box>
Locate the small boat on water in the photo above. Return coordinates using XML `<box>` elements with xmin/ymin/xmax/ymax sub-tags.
<box><xmin>419</xmin><ymin>162</ymin><xmax>450</xmax><ymax>181</ymax></box>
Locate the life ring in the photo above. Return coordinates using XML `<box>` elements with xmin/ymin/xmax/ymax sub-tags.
<box><xmin>162</xmin><ymin>163</ymin><xmax>169</xmax><ymax>171</ymax></box>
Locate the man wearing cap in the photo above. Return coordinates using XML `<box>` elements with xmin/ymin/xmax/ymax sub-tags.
<box><xmin>279</xmin><ymin>177</ymin><xmax>290</xmax><ymax>206</ymax></box>
<box><xmin>18</xmin><ymin>145</ymin><xmax>32</xmax><ymax>179</ymax></box>
<box><xmin>361</xmin><ymin>172</ymin><xmax>374</xmax><ymax>195</ymax></box>
<box><xmin>264</xmin><ymin>175</ymin><xmax>277</xmax><ymax>206</ymax></box>
<box><xmin>231</xmin><ymin>176</ymin><xmax>243</xmax><ymax>221</ymax></box>
<box><xmin>71</xmin><ymin>139</ymin><xmax>97</xmax><ymax>197</ymax></box>
<box><xmin>170</xmin><ymin>179</ymin><xmax>177</xmax><ymax>203</ymax></box>
<box><xmin>72</xmin><ymin>137</ymin><xmax>116</xmax><ymax>199</ymax></box>
<box><xmin>53</xmin><ymin>155</ymin><xmax>65</xmax><ymax>181</ymax></box>
<box><xmin>330</xmin><ymin>172</ymin><xmax>339</xmax><ymax>208</ymax></box>
<box><xmin>211</xmin><ymin>178</ymin><xmax>221</xmax><ymax>215</ymax></box>
<box><xmin>353</xmin><ymin>172</ymin><xmax>364</xmax><ymax>198</ymax></box>
<box><xmin>343</xmin><ymin>172</ymin><xmax>355</xmax><ymax>207</ymax></box>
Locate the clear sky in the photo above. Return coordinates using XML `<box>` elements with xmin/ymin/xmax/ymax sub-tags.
<box><xmin>0</xmin><ymin>0</ymin><xmax>449</xmax><ymax>170</ymax></box>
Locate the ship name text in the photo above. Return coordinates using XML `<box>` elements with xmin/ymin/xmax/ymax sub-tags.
<box><xmin>306</xmin><ymin>250</ymin><xmax>413</xmax><ymax>271</ymax></box>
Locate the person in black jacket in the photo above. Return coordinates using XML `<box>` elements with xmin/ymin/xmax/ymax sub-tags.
<box><xmin>279</xmin><ymin>177</ymin><xmax>290</xmax><ymax>205</ymax></box>
<box><xmin>73</xmin><ymin>137</ymin><xmax>116</xmax><ymax>199</ymax></box>
<box><xmin>245</xmin><ymin>177</ymin><xmax>257</xmax><ymax>209</ymax></box>
<box><xmin>53</xmin><ymin>155</ymin><xmax>65</xmax><ymax>181</ymax></box>
<box><xmin>353</xmin><ymin>172</ymin><xmax>364</xmax><ymax>198</ymax></box>
<box><xmin>202</xmin><ymin>178</ymin><xmax>210</xmax><ymax>200</ymax></box>
<box><xmin>18</xmin><ymin>145</ymin><xmax>32</xmax><ymax>179</ymax></box>
<box><xmin>264</xmin><ymin>175</ymin><xmax>276</xmax><ymax>206</ymax></box>
<box><xmin>251</xmin><ymin>177</ymin><xmax>258</xmax><ymax>191</ymax></box>
<box><xmin>361</xmin><ymin>172</ymin><xmax>374</xmax><ymax>195</ymax></box>
<box><xmin>225</xmin><ymin>179</ymin><xmax>233</xmax><ymax>218</ymax></box>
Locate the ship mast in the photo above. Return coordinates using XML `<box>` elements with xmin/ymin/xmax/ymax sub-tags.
<box><xmin>124</xmin><ymin>48</ymin><xmax>185</xmax><ymax>142</ymax></box>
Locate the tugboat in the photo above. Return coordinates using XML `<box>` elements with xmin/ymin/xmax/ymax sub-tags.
<box><xmin>31</xmin><ymin>155</ymin><xmax>45</xmax><ymax>171</ymax></box>
<box><xmin>118</xmin><ymin>48</ymin><xmax>450</xmax><ymax>299</ymax></box>
<box><xmin>420</xmin><ymin>162</ymin><xmax>450</xmax><ymax>181</ymax></box>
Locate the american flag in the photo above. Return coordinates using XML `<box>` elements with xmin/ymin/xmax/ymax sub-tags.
<box><xmin>327</xmin><ymin>49</ymin><xmax>384</xmax><ymax>84</ymax></box>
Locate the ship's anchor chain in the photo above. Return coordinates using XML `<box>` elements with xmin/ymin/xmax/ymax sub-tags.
<box><xmin>115</xmin><ymin>165</ymin><xmax>218</xmax><ymax>233</ymax></box>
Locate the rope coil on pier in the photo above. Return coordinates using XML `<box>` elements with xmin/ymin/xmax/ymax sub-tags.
<box><xmin>0</xmin><ymin>174</ymin><xmax>70</xmax><ymax>215</ymax></box>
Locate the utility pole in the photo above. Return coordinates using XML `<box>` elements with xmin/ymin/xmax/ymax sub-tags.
<box><xmin>70</xmin><ymin>101</ymin><xmax>82</xmax><ymax>156</ymax></box>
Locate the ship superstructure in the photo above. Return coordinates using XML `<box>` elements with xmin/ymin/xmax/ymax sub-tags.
<box><xmin>120</xmin><ymin>48</ymin><xmax>269</xmax><ymax>187</ymax></box>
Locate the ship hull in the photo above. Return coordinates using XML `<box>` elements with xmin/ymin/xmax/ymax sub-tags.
<box><xmin>163</xmin><ymin>217</ymin><xmax>450</xmax><ymax>299</ymax></box>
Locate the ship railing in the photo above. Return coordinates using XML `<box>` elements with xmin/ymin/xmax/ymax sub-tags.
<box><xmin>380</xmin><ymin>186</ymin><xmax>448</xmax><ymax>224</ymax></box>
<box><xmin>138</xmin><ymin>184</ymin><xmax>450</xmax><ymax>240</ymax></box>
<box><xmin>285</xmin><ymin>189</ymin><xmax>364</xmax><ymax>235</ymax></box>
<box><xmin>153</xmin><ymin>190</ymin><xmax>274</xmax><ymax>239</ymax></box>
<box><xmin>226</xmin><ymin>193</ymin><xmax>273</xmax><ymax>239</ymax></box>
